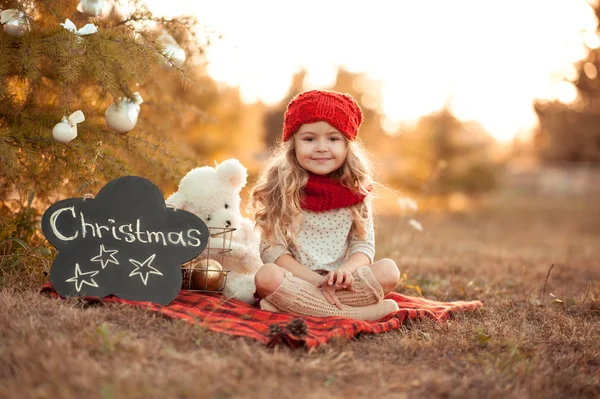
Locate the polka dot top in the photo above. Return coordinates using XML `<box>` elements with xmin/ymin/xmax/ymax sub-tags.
<box><xmin>260</xmin><ymin>202</ymin><xmax>375</xmax><ymax>272</ymax></box>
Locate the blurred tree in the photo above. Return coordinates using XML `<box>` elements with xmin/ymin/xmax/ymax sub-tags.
<box><xmin>533</xmin><ymin>101</ymin><xmax>600</xmax><ymax>162</ymax></box>
<box><xmin>182</xmin><ymin>82</ymin><xmax>266</xmax><ymax>176</ymax></box>
<box><xmin>0</xmin><ymin>0</ymin><xmax>216</xmax><ymax>244</ymax></box>
<box><xmin>392</xmin><ymin>107</ymin><xmax>498</xmax><ymax>196</ymax></box>
<box><xmin>262</xmin><ymin>69</ymin><xmax>306</xmax><ymax>148</ymax></box>
<box><xmin>533</xmin><ymin>2</ymin><xmax>600</xmax><ymax>163</ymax></box>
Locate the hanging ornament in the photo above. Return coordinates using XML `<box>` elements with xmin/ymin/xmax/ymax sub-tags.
<box><xmin>105</xmin><ymin>92</ymin><xmax>144</xmax><ymax>133</ymax></box>
<box><xmin>78</xmin><ymin>0</ymin><xmax>105</xmax><ymax>17</ymax></box>
<box><xmin>60</xmin><ymin>18</ymin><xmax>98</xmax><ymax>36</ymax></box>
<box><xmin>52</xmin><ymin>111</ymin><xmax>85</xmax><ymax>143</ymax></box>
<box><xmin>159</xmin><ymin>30</ymin><xmax>186</xmax><ymax>69</ymax></box>
<box><xmin>60</xmin><ymin>18</ymin><xmax>98</xmax><ymax>55</ymax></box>
<box><xmin>1</xmin><ymin>9</ymin><xmax>30</xmax><ymax>37</ymax></box>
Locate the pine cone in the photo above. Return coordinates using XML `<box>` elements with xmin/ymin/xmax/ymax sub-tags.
<box><xmin>268</xmin><ymin>323</ymin><xmax>284</xmax><ymax>336</ymax></box>
<box><xmin>285</xmin><ymin>318</ymin><xmax>308</xmax><ymax>337</ymax></box>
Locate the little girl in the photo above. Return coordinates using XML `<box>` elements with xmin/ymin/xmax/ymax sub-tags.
<box><xmin>249</xmin><ymin>90</ymin><xmax>400</xmax><ymax>320</ymax></box>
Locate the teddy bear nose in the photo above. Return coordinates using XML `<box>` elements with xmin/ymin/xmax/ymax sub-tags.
<box><xmin>226</xmin><ymin>220</ymin><xmax>231</xmax><ymax>227</ymax></box>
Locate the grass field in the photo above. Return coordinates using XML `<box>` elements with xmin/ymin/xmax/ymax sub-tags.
<box><xmin>1</xmin><ymin>192</ymin><xmax>599</xmax><ymax>398</ymax></box>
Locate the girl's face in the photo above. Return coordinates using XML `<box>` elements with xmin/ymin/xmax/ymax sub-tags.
<box><xmin>294</xmin><ymin>121</ymin><xmax>348</xmax><ymax>175</ymax></box>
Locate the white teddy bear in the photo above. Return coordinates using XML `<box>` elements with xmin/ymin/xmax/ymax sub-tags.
<box><xmin>166</xmin><ymin>158</ymin><xmax>262</xmax><ymax>304</ymax></box>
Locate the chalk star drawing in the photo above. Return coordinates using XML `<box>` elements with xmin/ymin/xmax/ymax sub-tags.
<box><xmin>90</xmin><ymin>244</ymin><xmax>119</xmax><ymax>269</ymax></box>
<box><xmin>129</xmin><ymin>254</ymin><xmax>163</xmax><ymax>286</ymax></box>
<box><xmin>65</xmin><ymin>263</ymin><xmax>99</xmax><ymax>292</ymax></box>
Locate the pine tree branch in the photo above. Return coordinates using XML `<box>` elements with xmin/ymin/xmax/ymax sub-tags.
<box><xmin>118</xmin><ymin>133</ymin><xmax>180</xmax><ymax>164</ymax></box>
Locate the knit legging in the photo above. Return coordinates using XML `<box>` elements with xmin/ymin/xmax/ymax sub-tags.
<box><xmin>260</xmin><ymin>267</ymin><xmax>398</xmax><ymax>321</ymax></box>
<box><xmin>333</xmin><ymin>265</ymin><xmax>384</xmax><ymax>306</ymax></box>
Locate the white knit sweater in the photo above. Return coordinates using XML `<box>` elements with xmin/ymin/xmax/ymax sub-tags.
<box><xmin>259</xmin><ymin>202</ymin><xmax>375</xmax><ymax>272</ymax></box>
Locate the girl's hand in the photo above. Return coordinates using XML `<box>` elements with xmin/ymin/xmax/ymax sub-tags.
<box><xmin>320</xmin><ymin>284</ymin><xmax>343</xmax><ymax>309</ymax></box>
<box><xmin>317</xmin><ymin>269</ymin><xmax>355</xmax><ymax>292</ymax></box>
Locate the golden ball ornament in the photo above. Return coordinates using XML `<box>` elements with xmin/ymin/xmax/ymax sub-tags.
<box><xmin>190</xmin><ymin>259</ymin><xmax>224</xmax><ymax>291</ymax></box>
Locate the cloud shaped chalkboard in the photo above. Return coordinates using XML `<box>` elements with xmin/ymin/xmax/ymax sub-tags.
<box><xmin>42</xmin><ymin>176</ymin><xmax>209</xmax><ymax>305</ymax></box>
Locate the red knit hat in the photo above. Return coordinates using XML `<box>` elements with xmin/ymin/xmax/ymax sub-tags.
<box><xmin>282</xmin><ymin>90</ymin><xmax>363</xmax><ymax>142</ymax></box>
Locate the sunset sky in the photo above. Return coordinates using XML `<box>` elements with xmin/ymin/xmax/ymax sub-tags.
<box><xmin>145</xmin><ymin>0</ymin><xmax>599</xmax><ymax>142</ymax></box>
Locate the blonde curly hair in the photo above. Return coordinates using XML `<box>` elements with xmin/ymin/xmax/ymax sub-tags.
<box><xmin>248</xmin><ymin>136</ymin><xmax>375</xmax><ymax>251</ymax></box>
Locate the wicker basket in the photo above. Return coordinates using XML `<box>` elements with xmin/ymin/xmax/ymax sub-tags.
<box><xmin>180</xmin><ymin>226</ymin><xmax>234</xmax><ymax>293</ymax></box>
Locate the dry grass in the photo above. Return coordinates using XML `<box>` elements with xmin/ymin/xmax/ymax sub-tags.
<box><xmin>1</xmin><ymin>192</ymin><xmax>599</xmax><ymax>399</ymax></box>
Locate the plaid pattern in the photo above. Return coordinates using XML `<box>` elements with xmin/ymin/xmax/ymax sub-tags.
<box><xmin>40</xmin><ymin>282</ymin><xmax>483</xmax><ymax>349</ymax></box>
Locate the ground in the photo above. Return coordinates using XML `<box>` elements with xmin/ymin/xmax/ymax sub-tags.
<box><xmin>1</xmin><ymin>192</ymin><xmax>599</xmax><ymax>398</ymax></box>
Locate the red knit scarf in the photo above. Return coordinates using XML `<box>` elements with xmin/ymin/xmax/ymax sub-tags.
<box><xmin>300</xmin><ymin>173</ymin><xmax>369</xmax><ymax>212</ymax></box>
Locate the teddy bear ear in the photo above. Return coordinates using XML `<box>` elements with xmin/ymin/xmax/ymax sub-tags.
<box><xmin>215</xmin><ymin>158</ymin><xmax>248</xmax><ymax>190</ymax></box>
<box><xmin>165</xmin><ymin>192</ymin><xmax>187</xmax><ymax>210</ymax></box>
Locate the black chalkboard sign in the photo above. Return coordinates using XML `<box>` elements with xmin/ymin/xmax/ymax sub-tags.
<box><xmin>41</xmin><ymin>176</ymin><xmax>209</xmax><ymax>305</ymax></box>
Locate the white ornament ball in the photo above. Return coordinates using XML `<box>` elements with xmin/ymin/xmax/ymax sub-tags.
<box><xmin>105</xmin><ymin>100</ymin><xmax>140</xmax><ymax>133</ymax></box>
<box><xmin>52</xmin><ymin>118</ymin><xmax>77</xmax><ymax>143</ymax></box>
<box><xmin>1</xmin><ymin>10</ymin><xmax>30</xmax><ymax>37</ymax></box>
<box><xmin>80</xmin><ymin>0</ymin><xmax>104</xmax><ymax>16</ymax></box>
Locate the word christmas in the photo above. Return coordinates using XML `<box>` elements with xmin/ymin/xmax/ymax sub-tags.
<box><xmin>48</xmin><ymin>208</ymin><xmax>203</xmax><ymax>247</ymax></box>
<box><xmin>42</xmin><ymin>176</ymin><xmax>209</xmax><ymax>305</ymax></box>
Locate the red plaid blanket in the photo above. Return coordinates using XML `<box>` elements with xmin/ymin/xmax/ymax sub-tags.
<box><xmin>40</xmin><ymin>282</ymin><xmax>483</xmax><ymax>349</ymax></box>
